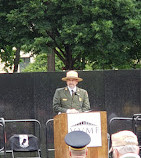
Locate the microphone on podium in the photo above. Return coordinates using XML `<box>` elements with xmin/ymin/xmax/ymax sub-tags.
<box><xmin>74</xmin><ymin>92</ymin><xmax>80</xmax><ymax>96</ymax></box>
<box><xmin>84</xmin><ymin>109</ymin><xmax>94</xmax><ymax>113</ymax></box>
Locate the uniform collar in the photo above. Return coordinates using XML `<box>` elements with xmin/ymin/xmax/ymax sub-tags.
<box><xmin>67</xmin><ymin>86</ymin><xmax>76</xmax><ymax>92</ymax></box>
<box><xmin>67</xmin><ymin>86</ymin><xmax>76</xmax><ymax>95</ymax></box>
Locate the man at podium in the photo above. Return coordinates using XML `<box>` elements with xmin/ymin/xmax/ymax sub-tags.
<box><xmin>53</xmin><ymin>70</ymin><xmax>90</xmax><ymax>114</ymax></box>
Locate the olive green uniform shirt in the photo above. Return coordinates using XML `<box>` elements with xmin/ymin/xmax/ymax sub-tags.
<box><xmin>53</xmin><ymin>86</ymin><xmax>90</xmax><ymax>113</ymax></box>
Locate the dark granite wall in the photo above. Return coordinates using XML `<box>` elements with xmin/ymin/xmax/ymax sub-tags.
<box><xmin>0</xmin><ymin>70</ymin><xmax>140</xmax><ymax>157</ymax></box>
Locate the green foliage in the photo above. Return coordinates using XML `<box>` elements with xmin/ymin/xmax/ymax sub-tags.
<box><xmin>22</xmin><ymin>53</ymin><xmax>47</xmax><ymax>72</ymax></box>
<box><xmin>22</xmin><ymin>53</ymin><xmax>65</xmax><ymax>72</ymax></box>
<box><xmin>0</xmin><ymin>46</ymin><xmax>15</xmax><ymax>72</ymax></box>
<box><xmin>0</xmin><ymin>0</ymin><xmax>141</xmax><ymax>71</ymax></box>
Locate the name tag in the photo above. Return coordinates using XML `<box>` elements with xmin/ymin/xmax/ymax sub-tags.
<box><xmin>62</xmin><ymin>98</ymin><xmax>67</xmax><ymax>101</ymax></box>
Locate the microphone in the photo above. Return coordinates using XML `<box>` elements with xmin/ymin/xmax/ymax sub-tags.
<box><xmin>75</xmin><ymin>92</ymin><xmax>80</xmax><ymax>96</ymax></box>
<box><xmin>84</xmin><ymin>109</ymin><xmax>94</xmax><ymax>113</ymax></box>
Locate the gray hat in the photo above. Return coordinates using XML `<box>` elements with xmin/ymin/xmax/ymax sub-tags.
<box><xmin>64</xmin><ymin>131</ymin><xmax>91</xmax><ymax>150</ymax></box>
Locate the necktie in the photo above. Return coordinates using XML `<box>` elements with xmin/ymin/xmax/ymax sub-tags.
<box><xmin>71</xmin><ymin>90</ymin><xmax>74</xmax><ymax>96</ymax></box>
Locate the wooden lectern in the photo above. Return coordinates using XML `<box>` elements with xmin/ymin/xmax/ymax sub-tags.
<box><xmin>54</xmin><ymin>111</ymin><xmax>108</xmax><ymax>158</ymax></box>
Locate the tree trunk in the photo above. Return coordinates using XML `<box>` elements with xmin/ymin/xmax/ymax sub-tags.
<box><xmin>47</xmin><ymin>48</ymin><xmax>55</xmax><ymax>71</ymax></box>
<box><xmin>65</xmin><ymin>45</ymin><xmax>73</xmax><ymax>70</ymax></box>
<box><xmin>13</xmin><ymin>47</ymin><xmax>20</xmax><ymax>73</ymax></box>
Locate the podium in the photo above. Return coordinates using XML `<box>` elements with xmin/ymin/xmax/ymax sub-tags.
<box><xmin>54</xmin><ymin>111</ymin><xmax>108</xmax><ymax>158</ymax></box>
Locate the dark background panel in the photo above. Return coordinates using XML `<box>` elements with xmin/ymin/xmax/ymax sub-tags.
<box><xmin>0</xmin><ymin>70</ymin><xmax>140</xmax><ymax>158</ymax></box>
<box><xmin>78</xmin><ymin>71</ymin><xmax>105</xmax><ymax>111</ymax></box>
<box><xmin>104</xmin><ymin>70</ymin><xmax>141</xmax><ymax>120</ymax></box>
<box><xmin>0</xmin><ymin>73</ymin><xmax>34</xmax><ymax>120</ymax></box>
<box><xmin>117</xmin><ymin>70</ymin><xmax>140</xmax><ymax>116</ymax></box>
<box><xmin>104</xmin><ymin>70</ymin><xmax>119</xmax><ymax>122</ymax></box>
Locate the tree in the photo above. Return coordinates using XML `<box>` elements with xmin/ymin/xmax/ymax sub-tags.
<box><xmin>0</xmin><ymin>0</ymin><xmax>141</xmax><ymax>71</ymax></box>
<box><xmin>22</xmin><ymin>53</ymin><xmax>65</xmax><ymax>72</ymax></box>
<box><xmin>0</xmin><ymin>46</ymin><xmax>15</xmax><ymax>72</ymax></box>
<box><xmin>0</xmin><ymin>0</ymin><xmax>38</xmax><ymax>72</ymax></box>
<box><xmin>0</xmin><ymin>0</ymin><xmax>17</xmax><ymax>72</ymax></box>
<box><xmin>87</xmin><ymin>0</ymin><xmax>141</xmax><ymax>69</ymax></box>
<box><xmin>22</xmin><ymin>53</ymin><xmax>47</xmax><ymax>72</ymax></box>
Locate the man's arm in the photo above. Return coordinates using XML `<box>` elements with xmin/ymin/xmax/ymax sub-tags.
<box><xmin>82</xmin><ymin>90</ymin><xmax>90</xmax><ymax>112</ymax></box>
<box><xmin>53</xmin><ymin>89</ymin><xmax>68</xmax><ymax>113</ymax></box>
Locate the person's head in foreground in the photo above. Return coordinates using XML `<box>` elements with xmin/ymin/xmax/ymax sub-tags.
<box><xmin>110</xmin><ymin>130</ymin><xmax>140</xmax><ymax>158</ymax></box>
<box><xmin>65</xmin><ymin>131</ymin><xmax>91</xmax><ymax>158</ymax></box>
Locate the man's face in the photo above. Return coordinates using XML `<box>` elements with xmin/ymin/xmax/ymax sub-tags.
<box><xmin>66</xmin><ymin>79</ymin><xmax>78</xmax><ymax>89</ymax></box>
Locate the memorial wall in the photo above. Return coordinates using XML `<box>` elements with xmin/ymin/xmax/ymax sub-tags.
<box><xmin>0</xmin><ymin>70</ymin><xmax>140</xmax><ymax>157</ymax></box>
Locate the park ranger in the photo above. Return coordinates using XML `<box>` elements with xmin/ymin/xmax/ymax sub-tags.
<box><xmin>53</xmin><ymin>70</ymin><xmax>90</xmax><ymax>114</ymax></box>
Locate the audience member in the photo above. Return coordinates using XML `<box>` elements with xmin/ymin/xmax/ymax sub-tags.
<box><xmin>65</xmin><ymin>131</ymin><xmax>91</xmax><ymax>158</ymax></box>
<box><xmin>110</xmin><ymin>130</ymin><xmax>140</xmax><ymax>158</ymax></box>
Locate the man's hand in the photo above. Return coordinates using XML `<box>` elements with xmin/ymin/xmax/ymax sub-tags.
<box><xmin>67</xmin><ymin>109</ymin><xmax>79</xmax><ymax>113</ymax></box>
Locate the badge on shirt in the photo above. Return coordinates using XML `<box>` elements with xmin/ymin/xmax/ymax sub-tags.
<box><xmin>62</xmin><ymin>98</ymin><xmax>67</xmax><ymax>101</ymax></box>
<box><xmin>79</xmin><ymin>97</ymin><xmax>82</xmax><ymax>101</ymax></box>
